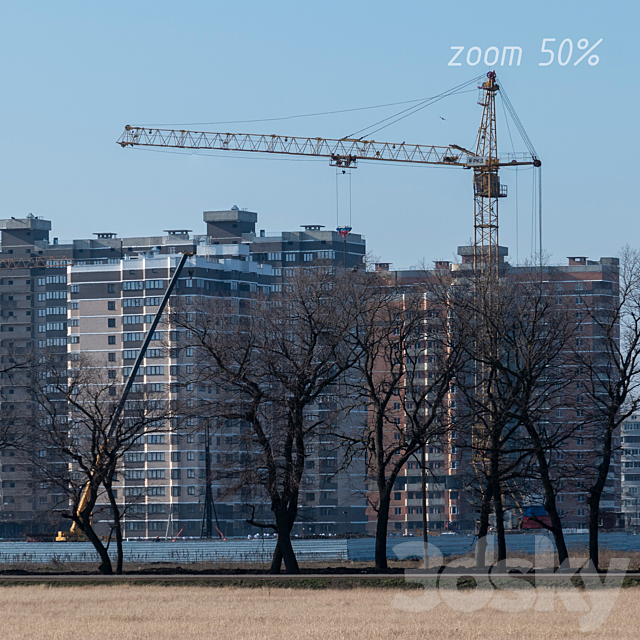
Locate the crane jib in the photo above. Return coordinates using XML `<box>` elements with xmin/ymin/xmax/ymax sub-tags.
<box><xmin>118</xmin><ymin>127</ymin><xmax>536</xmax><ymax>168</ymax></box>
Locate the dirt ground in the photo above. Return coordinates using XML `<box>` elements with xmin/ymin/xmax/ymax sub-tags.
<box><xmin>3</xmin><ymin>548</ymin><xmax>640</xmax><ymax>575</ymax></box>
<box><xmin>0</xmin><ymin>585</ymin><xmax>639</xmax><ymax>639</ymax></box>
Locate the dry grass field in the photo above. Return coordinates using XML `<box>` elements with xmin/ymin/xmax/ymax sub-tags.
<box><xmin>0</xmin><ymin>585</ymin><xmax>639</xmax><ymax>639</ymax></box>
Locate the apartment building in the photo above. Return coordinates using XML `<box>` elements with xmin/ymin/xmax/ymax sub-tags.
<box><xmin>0</xmin><ymin>209</ymin><xmax>368</xmax><ymax>537</ymax></box>
<box><xmin>621</xmin><ymin>414</ymin><xmax>640</xmax><ymax>529</ymax></box>
<box><xmin>370</xmin><ymin>248</ymin><xmax>622</xmax><ymax>535</ymax></box>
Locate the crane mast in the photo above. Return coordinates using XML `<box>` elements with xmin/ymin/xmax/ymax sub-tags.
<box><xmin>474</xmin><ymin>71</ymin><xmax>503</xmax><ymax>277</ymax></box>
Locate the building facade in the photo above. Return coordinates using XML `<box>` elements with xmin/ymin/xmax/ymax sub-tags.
<box><xmin>369</xmin><ymin>248</ymin><xmax>622</xmax><ymax>535</ymax></box>
<box><xmin>0</xmin><ymin>209</ymin><xmax>368</xmax><ymax>538</ymax></box>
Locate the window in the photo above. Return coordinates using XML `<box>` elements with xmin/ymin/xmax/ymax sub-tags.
<box><xmin>108</xmin><ymin>370</ymin><xmax>116</xmax><ymax>379</ymax></box>
<box><xmin>108</xmin><ymin>353</ymin><xmax>116</xmax><ymax>362</ymax></box>
<box><xmin>46</xmin><ymin>322</ymin><xmax>66</xmax><ymax>331</ymax></box>
<box><xmin>146</xmin><ymin>348</ymin><xmax>163</xmax><ymax>359</ymax></box>
<box><xmin>46</xmin><ymin>306</ymin><xmax>66</xmax><ymax>315</ymax></box>
<box><xmin>107</xmin><ymin>284</ymin><xmax>115</xmax><ymax>293</ymax></box>
<box><xmin>187</xmin><ymin>451</ymin><xmax>195</xmax><ymax>461</ymax></box>
<box><xmin>37</xmin><ymin>278</ymin><xmax>46</xmax><ymax>286</ymax></box>
<box><xmin>303</xmin><ymin>253</ymin><xmax>313</xmax><ymax>261</ymax></box>
<box><xmin>46</xmin><ymin>275</ymin><xmax>67</xmax><ymax>284</ymax></box>
<box><xmin>147</xmin><ymin>452</ymin><xmax>165</xmax><ymax>461</ymax></box>
<box><xmin>108</xmin><ymin>336</ymin><xmax>116</xmax><ymax>345</ymax></box>
<box><xmin>187</xmin><ymin>486</ymin><xmax>196</xmax><ymax>495</ymax></box>
<box><xmin>107</xmin><ymin>301</ymin><xmax>116</xmax><ymax>310</ymax></box>
<box><xmin>284</xmin><ymin>252</ymin><xmax>295</xmax><ymax>262</ymax></box>
<box><xmin>577</xmin><ymin>509</ymin><xmax>586</xmax><ymax>516</ymax></box>
<box><xmin>46</xmin><ymin>291</ymin><xmax>67</xmax><ymax>300</ymax></box>
<box><xmin>147</xmin><ymin>435</ymin><xmax>165</xmax><ymax>444</ymax></box>
<box><xmin>124</xmin><ymin>315</ymin><xmax>143</xmax><ymax>325</ymax></box>
<box><xmin>146</xmin><ymin>366</ymin><xmax>164</xmax><ymax>376</ymax></box>
<box><xmin>125</xmin><ymin>470</ymin><xmax>144</xmax><ymax>480</ymax></box>
<box><xmin>70</xmin><ymin>286</ymin><xmax>79</xmax><ymax>294</ymax></box>
<box><xmin>450</xmin><ymin>506</ymin><xmax>459</xmax><ymax>515</ymax></box>
<box><xmin>171</xmin><ymin>487</ymin><xmax>182</xmax><ymax>497</ymax></box>
<box><xmin>146</xmin><ymin>280</ymin><xmax>164</xmax><ymax>289</ymax></box>
<box><xmin>268</xmin><ymin>252</ymin><xmax>282</xmax><ymax>261</ymax></box>
<box><xmin>317</xmin><ymin>250</ymin><xmax>335</xmax><ymax>260</ymax></box>
<box><xmin>394</xmin><ymin>508</ymin><xmax>402</xmax><ymax>515</ymax></box>
<box><xmin>123</xmin><ymin>298</ymin><xmax>143</xmax><ymax>307</ymax></box>
<box><xmin>577</xmin><ymin>437</ymin><xmax>585</xmax><ymax>446</ymax></box>
<box><xmin>145</xmin><ymin>297</ymin><xmax>162</xmax><ymax>306</ymax></box>
<box><xmin>70</xmin><ymin>302</ymin><xmax>79</xmax><ymax>309</ymax></box>
<box><xmin>108</xmin><ymin>318</ymin><xmax>116</xmax><ymax>328</ymax></box>
<box><xmin>171</xmin><ymin>469</ymin><xmax>181</xmax><ymax>479</ymax></box>
<box><xmin>123</xmin><ymin>281</ymin><xmax>144</xmax><ymax>290</ymax></box>
<box><xmin>147</xmin><ymin>469</ymin><xmax>165</xmax><ymax>479</ymax></box>
<box><xmin>124</xmin><ymin>452</ymin><xmax>144</xmax><ymax>462</ymax></box>
<box><xmin>124</xmin><ymin>332</ymin><xmax>144</xmax><ymax>342</ymax></box>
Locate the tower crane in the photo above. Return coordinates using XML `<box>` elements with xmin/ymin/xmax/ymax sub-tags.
<box><xmin>118</xmin><ymin>72</ymin><xmax>540</xmax><ymax>272</ymax></box>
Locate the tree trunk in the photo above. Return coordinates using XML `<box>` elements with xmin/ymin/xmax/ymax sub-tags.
<box><xmin>77</xmin><ymin>484</ymin><xmax>113</xmax><ymax>575</ymax></box>
<box><xmin>83</xmin><ymin>521</ymin><xmax>112</xmax><ymax>575</ymax></box>
<box><xmin>375</xmin><ymin>492</ymin><xmax>391</xmax><ymax>571</ymax></box>
<box><xmin>475</xmin><ymin>486</ymin><xmax>492</xmax><ymax>568</ymax></box>
<box><xmin>269</xmin><ymin>504</ymin><xmax>300</xmax><ymax>574</ymax></box>
<box><xmin>105</xmin><ymin>483</ymin><xmax>123</xmax><ymax>575</ymax></box>
<box><xmin>493</xmin><ymin>486</ymin><xmax>507</xmax><ymax>564</ymax></box>
<box><xmin>523</xmin><ymin>422</ymin><xmax>569</xmax><ymax>566</ymax></box>
<box><xmin>540</xmin><ymin>475</ymin><xmax>570</xmax><ymax>567</ymax></box>
<box><xmin>269</xmin><ymin>541</ymin><xmax>283</xmax><ymax>574</ymax></box>
<box><xmin>587</xmin><ymin>429</ymin><xmax>614</xmax><ymax>572</ymax></box>
<box><xmin>277</xmin><ymin>526</ymin><xmax>299</xmax><ymax>574</ymax></box>
<box><xmin>588</xmin><ymin>497</ymin><xmax>600</xmax><ymax>572</ymax></box>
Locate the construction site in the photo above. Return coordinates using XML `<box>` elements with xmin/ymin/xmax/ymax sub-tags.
<box><xmin>0</xmin><ymin>2</ymin><xmax>637</xmax><ymax>639</ymax></box>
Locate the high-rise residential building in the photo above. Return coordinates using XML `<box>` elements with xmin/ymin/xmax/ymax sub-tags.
<box><xmin>369</xmin><ymin>248</ymin><xmax>622</xmax><ymax>535</ymax></box>
<box><xmin>621</xmin><ymin>414</ymin><xmax>640</xmax><ymax>530</ymax></box>
<box><xmin>0</xmin><ymin>209</ymin><xmax>368</xmax><ymax>538</ymax></box>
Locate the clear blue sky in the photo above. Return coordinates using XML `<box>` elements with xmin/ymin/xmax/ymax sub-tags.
<box><xmin>0</xmin><ymin>1</ymin><xmax>636</xmax><ymax>268</ymax></box>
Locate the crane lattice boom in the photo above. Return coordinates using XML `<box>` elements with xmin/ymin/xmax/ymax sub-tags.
<box><xmin>118</xmin><ymin>126</ymin><xmax>534</xmax><ymax>169</ymax></box>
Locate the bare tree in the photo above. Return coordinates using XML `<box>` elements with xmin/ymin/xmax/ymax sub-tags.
<box><xmin>340</xmin><ymin>270</ymin><xmax>466</xmax><ymax>570</ymax></box>
<box><xmin>0</xmin><ymin>343</ymin><xmax>35</xmax><ymax>451</ymax></box>
<box><xmin>576</xmin><ymin>248</ymin><xmax>640</xmax><ymax>570</ymax></box>
<box><xmin>174</xmin><ymin>265</ymin><xmax>364</xmax><ymax>573</ymax></box>
<box><xmin>27</xmin><ymin>352</ymin><xmax>172</xmax><ymax>574</ymax></box>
